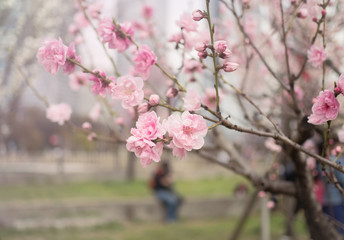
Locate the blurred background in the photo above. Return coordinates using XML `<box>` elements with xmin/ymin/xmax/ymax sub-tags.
<box><xmin>0</xmin><ymin>0</ymin><xmax>308</xmax><ymax>239</ymax></box>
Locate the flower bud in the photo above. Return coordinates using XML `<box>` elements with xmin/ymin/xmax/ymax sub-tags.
<box><xmin>312</xmin><ymin>17</ymin><xmax>318</xmax><ymax>22</ymax></box>
<box><xmin>297</xmin><ymin>8</ymin><xmax>308</xmax><ymax>19</ymax></box>
<box><xmin>194</xmin><ymin>42</ymin><xmax>207</xmax><ymax>52</ymax></box>
<box><xmin>138</xmin><ymin>102</ymin><xmax>150</xmax><ymax>114</ymax></box>
<box><xmin>219</xmin><ymin>49</ymin><xmax>232</xmax><ymax>59</ymax></box>
<box><xmin>116</xmin><ymin>117</ymin><xmax>124</xmax><ymax>125</ymax></box>
<box><xmin>198</xmin><ymin>50</ymin><xmax>208</xmax><ymax>59</ymax></box>
<box><xmin>321</xmin><ymin>9</ymin><xmax>327</xmax><ymax>16</ymax></box>
<box><xmin>192</xmin><ymin>10</ymin><xmax>205</xmax><ymax>21</ymax></box>
<box><xmin>166</xmin><ymin>87</ymin><xmax>178</xmax><ymax>98</ymax></box>
<box><xmin>214</xmin><ymin>40</ymin><xmax>227</xmax><ymax>53</ymax></box>
<box><xmin>222</xmin><ymin>62</ymin><xmax>239</xmax><ymax>72</ymax></box>
<box><xmin>149</xmin><ymin>94</ymin><xmax>160</xmax><ymax>106</ymax></box>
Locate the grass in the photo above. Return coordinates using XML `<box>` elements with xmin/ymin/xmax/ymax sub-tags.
<box><xmin>0</xmin><ymin>175</ymin><xmax>250</xmax><ymax>203</ymax></box>
<box><xmin>1</xmin><ymin>213</ymin><xmax>309</xmax><ymax>240</ymax></box>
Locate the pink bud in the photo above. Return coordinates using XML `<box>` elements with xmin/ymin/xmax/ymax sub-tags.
<box><xmin>192</xmin><ymin>10</ymin><xmax>205</xmax><ymax>21</ymax></box>
<box><xmin>116</xmin><ymin>117</ymin><xmax>124</xmax><ymax>125</ymax></box>
<box><xmin>223</xmin><ymin>62</ymin><xmax>239</xmax><ymax>72</ymax></box>
<box><xmin>312</xmin><ymin>17</ymin><xmax>318</xmax><ymax>22</ymax></box>
<box><xmin>214</xmin><ymin>40</ymin><xmax>227</xmax><ymax>53</ymax></box>
<box><xmin>82</xmin><ymin>121</ymin><xmax>92</xmax><ymax>130</ymax></box>
<box><xmin>219</xmin><ymin>49</ymin><xmax>232</xmax><ymax>59</ymax></box>
<box><xmin>297</xmin><ymin>8</ymin><xmax>308</xmax><ymax>19</ymax></box>
<box><xmin>138</xmin><ymin>102</ymin><xmax>150</xmax><ymax>114</ymax></box>
<box><xmin>266</xmin><ymin>200</ymin><xmax>275</xmax><ymax>209</ymax></box>
<box><xmin>149</xmin><ymin>94</ymin><xmax>160</xmax><ymax>106</ymax></box>
<box><xmin>198</xmin><ymin>51</ymin><xmax>208</xmax><ymax>59</ymax></box>
<box><xmin>321</xmin><ymin>9</ymin><xmax>327</xmax><ymax>16</ymax></box>
<box><xmin>194</xmin><ymin>42</ymin><xmax>207</xmax><ymax>52</ymax></box>
<box><xmin>290</xmin><ymin>0</ymin><xmax>296</xmax><ymax>4</ymax></box>
<box><xmin>166</xmin><ymin>87</ymin><xmax>178</xmax><ymax>98</ymax></box>
<box><xmin>258</xmin><ymin>191</ymin><xmax>266</xmax><ymax>198</ymax></box>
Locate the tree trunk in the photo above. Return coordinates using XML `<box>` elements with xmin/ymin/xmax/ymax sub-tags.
<box><xmin>292</xmin><ymin>150</ymin><xmax>343</xmax><ymax>240</ymax></box>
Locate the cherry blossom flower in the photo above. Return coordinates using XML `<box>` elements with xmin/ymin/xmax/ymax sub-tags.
<box><xmin>126</xmin><ymin>111</ymin><xmax>165</xmax><ymax>167</ymax></box>
<box><xmin>63</xmin><ymin>42</ymin><xmax>81</xmax><ymax>75</ymax></box>
<box><xmin>69</xmin><ymin>72</ymin><xmax>88</xmax><ymax>91</ymax></box>
<box><xmin>111</xmin><ymin>75</ymin><xmax>144</xmax><ymax>109</ymax></box>
<box><xmin>112</xmin><ymin>22</ymin><xmax>135</xmax><ymax>52</ymax></box>
<box><xmin>88</xmin><ymin>69</ymin><xmax>113</xmax><ymax>97</ymax></box>
<box><xmin>166</xmin><ymin>87</ymin><xmax>178</xmax><ymax>98</ymax></box>
<box><xmin>194</xmin><ymin>42</ymin><xmax>207</xmax><ymax>52</ymax></box>
<box><xmin>97</xmin><ymin>17</ymin><xmax>115</xmax><ymax>45</ymax></box>
<box><xmin>183</xmin><ymin>89</ymin><xmax>201</xmax><ymax>111</ymax></box>
<box><xmin>89</xmin><ymin>103</ymin><xmax>101</xmax><ymax>122</ymax></box>
<box><xmin>168</xmin><ymin>33</ymin><xmax>182</xmax><ymax>44</ymax></box>
<box><xmin>308</xmin><ymin>90</ymin><xmax>340</xmax><ymax>125</ymax></box>
<box><xmin>74</xmin><ymin>11</ymin><xmax>89</xmax><ymax>28</ymax></box>
<box><xmin>163</xmin><ymin>111</ymin><xmax>208</xmax><ymax>151</ymax></box>
<box><xmin>264</xmin><ymin>138</ymin><xmax>282</xmax><ymax>152</ymax></box>
<box><xmin>203</xmin><ymin>88</ymin><xmax>223</xmax><ymax>109</ymax></box>
<box><xmin>87</xmin><ymin>1</ymin><xmax>103</xmax><ymax>19</ymax></box>
<box><xmin>138</xmin><ymin>102</ymin><xmax>149</xmax><ymax>114</ymax></box>
<box><xmin>142</xmin><ymin>5</ymin><xmax>153</xmax><ymax>19</ymax></box>
<box><xmin>46</xmin><ymin>103</ymin><xmax>72</xmax><ymax>125</ymax></box>
<box><xmin>297</xmin><ymin>8</ymin><xmax>308</xmax><ymax>19</ymax></box>
<box><xmin>176</xmin><ymin>13</ymin><xmax>198</xmax><ymax>32</ymax></box>
<box><xmin>82</xmin><ymin>122</ymin><xmax>92</xmax><ymax>130</ymax></box>
<box><xmin>307</xmin><ymin>45</ymin><xmax>327</xmax><ymax>68</ymax></box>
<box><xmin>131</xmin><ymin>111</ymin><xmax>166</xmax><ymax>141</ymax></box>
<box><xmin>37</xmin><ymin>38</ymin><xmax>67</xmax><ymax>74</ymax></box>
<box><xmin>336</xmin><ymin>73</ymin><xmax>344</xmax><ymax>95</ymax></box>
<box><xmin>133</xmin><ymin>45</ymin><xmax>157</xmax><ymax>80</ymax></box>
<box><xmin>169</xmin><ymin>141</ymin><xmax>187</xmax><ymax>159</ymax></box>
<box><xmin>183</xmin><ymin>59</ymin><xmax>203</xmax><ymax>74</ymax></box>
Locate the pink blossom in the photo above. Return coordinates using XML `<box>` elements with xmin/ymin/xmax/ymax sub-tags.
<box><xmin>131</xmin><ymin>111</ymin><xmax>166</xmax><ymax>140</ymax></box>
<box><xmin>74</xmin><ymin>11</ymin><xmax>89</xmax><ymax>28</ymax></box>
<box><xmin>192</xmin><ymin>10</ymin><xmax>205</xmax><ymax>21</ymax></box>
<box><xmin>46</xmin><ymin>103</ymin><xmax>72</xmax><ymax>125</ymax></box>
<box><xmin>126</xmin><ymin>111</ymin><xmax>166</xmax><ymax>167</ymax></box>
<box><xmin>116</xmin><ymin>117</ymin><xmax>124</xmax><ymax>125</ymax></box>
<box><xmin>169</xmin><ymin>141</ymin><xmax>187</xmax><ymax>159</ymax></box>
<box><xmin>97</xmin><ymin>18</ymin><xmax>115</xmax><ymax>45</ymax></box>
<box><xmin>336</xmin><ymin>73</ymin><xmax>344</xmax><ymax>95</ymax></box>
<box><xmin>223</xmin><ymin>62</ymin><xmax>239</xmax><ymax>72</ymax></box>
<box><xmin>266</xmin><ymin>200</ymin><xmax>275</xmax><ymax>209</ymax></box>
<box><xmin>149</xmin><ymin>94</ymin><xmax>160</xmax><ymax>106</ymax></box>
<box><xmin>264</xmin><ymin>138</ymin><xmax>282</xmax><ymax>152</ymax></box>
<box><xmin>142</xmin><ymin>5</ymin><xmax>153</xmax><ymax>19</ymax></box>
<box><xmin>184</xmin><ymin>59</ymin><xmax>203</xmax><ymax>74</ymax></box>
<box><xmin>88</xmin><ymin>69</ymin><xmax>112</xmax><ymax>97</ymax></box>
<box><xmin>69</xmin><ymin>72</ymin><xmax>88</xmax><ymax>91</ymax></box>
<box><xmin>89</xmin><ymin>103</ymin><xmax>101</xmax><ymax>122</ymax></box>
<box><xmin>111</xmin><ymin>22</ymin><xmax>135</xmax><ymax>52</ymax></box>
<box><xmin>176</xmin><ymin>13</ymin><xmax>198</xmax><ymax>32</ymax></box>
<box><xmin>308</xmin><ymin>90</ymin><xmax>340</xmax><ymax>125</ymax></box>
<box><xmin>163</xmin><ymin>111</ymin><xmax>208</xmax><ymax>151</ymax></box>
<box><xmin>258</xmin><ymin>191</ymin><xmax>266</xmax><ymax>198</ymax></box>
<box><xmin>111</xmin><ymin>75</ymin><xmax>144</xmax><ymax>109</ymax></box>
<box><xmin>307</xmin><ymin>45</ymin><xmax>327</xmax><ymax>68</ymax></box>
<box><xmin>37</xmin><ymin>38</ymin><xmax>67</xmax><ymax>74</ymax></box>
<box><xmin>63</xmin><ymin>42</ymin><xmax>81</xmax><ymax>75</ymax></box>
<box><xmin>203</xmin><ymin>88</ymin><xmax>223</xmax><ymax>109</ymax></box>
<box><xmin>133</xmin><ymin>45</ymin><xmax>157</xmax><ymax>80</ymax></box>
<box><xmin>220</xmin><ymin>49</ymin><xmax>232</xmax><ymax>59</ymax></box>
<box><xmin>168</xmin><ymin>32</ymin><xmax>182</xmax><ymax>44</ymax></box>
<box><xmin>214</xmin><ymin>40</ymin><xmax>227</xmax><ymax>53</ymax></box>
<box><xmin>82</xmin><ymin>122</ymin><xmax>92</xmax><ymax>130</ymax></box>
<box><xmin>126</xmin><ymin>138</ymin><xmax>163</xmax><ymax>167</ymax></box>
<box><xmin>138</xmin><ymin>102</ymin><xmax>149</xmax><ymax>114</ymax></box>
<box><xmin>87</xmin><ymin>1</ymin><xmax>103</xmax><ymax>19</ymax></box>
<box><xmin>183</xmin><ymin>89</ymin><xmax>201</xmax><ymax>111</ymax></box>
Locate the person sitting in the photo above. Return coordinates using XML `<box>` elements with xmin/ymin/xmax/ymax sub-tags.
<box><xmin>149</xmin><ymin>162</ymin><xmax>182</xmax><ymax>222</ymax></box>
